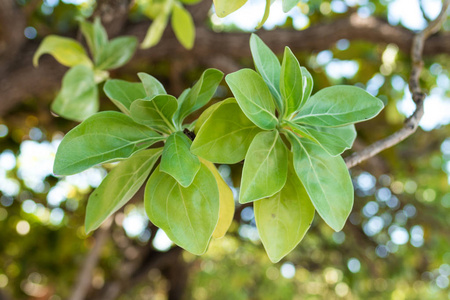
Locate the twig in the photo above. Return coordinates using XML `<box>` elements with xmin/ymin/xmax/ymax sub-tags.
<box><xmin>345</xmin><ymin>0</ymin><xmax>450</xmax><ymax>169</ymax></box>
<box><xmin>68</xmin><ymin>218</ymin><xmax>113</xmax><ymax>300</ymax></box>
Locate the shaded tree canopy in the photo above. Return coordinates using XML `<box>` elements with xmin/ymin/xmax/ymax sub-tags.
<box><xmin>1</xmin><ymin>0</ymin><xmax>450</xmax><ymax>299</ymax></box>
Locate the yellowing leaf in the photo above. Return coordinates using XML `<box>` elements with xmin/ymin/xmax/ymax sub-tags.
<box><xmin>171</xmin><ymin>3</ymin><xmax>195</xmax><ymax>49</ymax></box>
<box><xmin>201</xmin><ymin>159</ymin><xmax>235</xmax><ymax>239</ymax></box>
<box><xmin>33</xmin><ymin>35</ymin><xmax>92</xmax><ymax>68</ymax></box>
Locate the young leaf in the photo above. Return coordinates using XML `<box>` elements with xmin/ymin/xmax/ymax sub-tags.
<box><xmin>95</xmin><ymin>36</ymin><xmax>138</xmax><ymax>70</ymax></box>
<box><xmin>51</xmin><ymin>65</ymin><xmax>98</xmax><ymax>122</ymax></box>
<box><xmin>138</xmin><ymin>73</ymin><xmax>167</xmax><ymax>97</ymax></box>
<box><xmin>145</xmin><ymin>164</ymin><xmax>219</xmax><ymax>255</ymax></box>
<box><xmin>225</xmin><ymin>69</ymin><xmax>278</xmax><ymax>130</ymax></box>
<box><xmin>301</xmin><ymin>67</ymin><xmax>313</xmax><ymax>105</ymax></box>
<box><xmin>213</xmin><ymin>0</ymin><xmax>247</xmax><ymax>17</ymax></box>
<box><xmin>33</xmin><ymin>35</ymin><xmax>92</xmax><ymax>68</ymax></box>
<box><xmin>293</xmin><ymin>86</ymin><xmax>384</xmax><ymax>127</ymax></box>
<box><xmin>289</xmin><ymin>122</ymin><xmax>356</xmax><ymax>156</ymax></box>
<box><xmin>85</xmin><ymin>148</ymin><xmax>163</xmax><ymax>233</ymax></box>
<box><xmin>249</xmin><ymin>34</ymin><xmax>282</xmax><ymax>110</ymax></box>
<box><xmin>254</xmin><ymin>158</ymin><xmax>314</xmax><ymax>263</ymax></box>
<box><xmin>79</xmin><ymin>18</ymin><xmax>108</xmax><ymax>63</ymax></box>
<box><xmin>281</xmin><ymin>47</ymin><xmax>303</xmax><ymax>118</ymax></box>
<box><xmin>282</xmin><ymin>0</ymin><xmax>299</xmax><ymax>13</ymax></box>
<box><xmin>54</xmin><ymin>111</ymin><xmax>164</xmax><ymax>175</ymax></box>
<box><xmin>171</xmin><ymin>3</ymin><xmax>195</xmax><ymax>49</ymax></box>
<box><xmin>174</xmin><ymin>69</ymin><xmax>224</xmax><ymax>124</ymax></box>
<box><xmin>142</xmin><ymin>14</ymin><xmax>169</xmax><ymax>49</ymax></box>
<box><xmin>191</xmin><ymin>99</ymin><xmax>262</xmax><ymax>164</ymax></box>
<box><xmin>160</xmin><ymin>131</ymin><xmax>201</xmax><ymax>187</ymax></box>
<box><xmin>240</xmin><ymin>130</ymin><xmax>288</xmax><ymax>204</ymax></box>
<box><xmin>287</xmin><ymin>133</ymin><xmax>353</xmax><ymax>231</ymax></box>
<box><xmin>130</xmin><ymin>95</ymin><xmax>178</xmax><ymax>133</ymax></box>
<box><xmin>103</xmin><ymin>80</ymin><xmax>147</xmax><ymax>114</ymax></box>
<box><xmin>201</xmin><ymin>159</ymin><xmax>235</xmax><ymax>239</ymax></box>
<box><xmin>256</xmin><ymin>0</ymin><xmax>271</xmax><ymax>29</ymax></box>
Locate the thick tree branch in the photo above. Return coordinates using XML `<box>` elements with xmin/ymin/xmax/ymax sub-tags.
<box><xmin>2</xmin><ymin>14</ymin><xmax>450</xmax><ymax>117</ymax></box>
<box><xmin>345</xmin><ymin>0</ymin><xmax>450</xmax><ymax>169</ymax></box>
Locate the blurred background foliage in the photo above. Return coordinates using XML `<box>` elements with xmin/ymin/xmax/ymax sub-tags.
<box><xmin>1</xmin><ymin>0</ymin><xmax>450</xmax><ymax>299</ymax></box>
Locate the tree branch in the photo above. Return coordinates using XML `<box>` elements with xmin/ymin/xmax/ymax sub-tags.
<box><xmin>344</xmin><ymin>0</ymin><xmax>450</xmax><ymax>169</ymax></box>
<box><xmin>2</xmin><ymin>14</ymin><xmax>450</xmax><ymax>117</ymax></box>
<box><xmin>68</xmin><ymin>218</ymin><xmax>112</xmax><ymax>300</ymax></box>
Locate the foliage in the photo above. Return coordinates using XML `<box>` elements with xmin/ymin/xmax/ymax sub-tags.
<box><xmin>52</xmin><ymin>33</ymin><xmax>383</xmax><ymax>261</ymax></box>
<box><xmin>33</xmin><ymin>19</ymin><xmax>137</xmax><ymax>121</ymax></box>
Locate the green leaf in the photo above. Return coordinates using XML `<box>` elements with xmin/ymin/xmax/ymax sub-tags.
<box><xmin>96</xmin><ymin>36</ymin><xmax>138</xmax><ymax>70</ymax></box>
<box><xmin>293</xmin><ymin>86</ymin><xmax>384</xmax><ymax>127</ymax></box>
<box><xmin>282</xmin><ymin>0</ymin><xmax>299</xmax><ymax>12</ymax></box>
<box><xmin>289</xmin><ymin>122</ymin><xmax>356</xmax><ymax>156</ymax></box>
<box><xmin>180</xmin><ymin>0</ymin><xmax>202</xmax><ymax>4</ymax></box>
<box><xmin>51</xmin><ymin>65</ymin><xmax>98</xmax><ymax>122</ymax></box>
<box><xmin>281</xmin><ymin>47</ymin><xmax>303</xmax><ymax>118</ymax></box>
<box><xmin>287</xmin><ymin>133</ymin><xmax>353</xmax><ymax>231</ymax></box>
<box><xmin>54</xmin><ymin>111</ymin><xmax>164</xmax><ymax>175</ymax></box>
<box><xmin>33</xmin><ymin>35</ymin><xmax>92</xmax><ymax>68</ymax></box>
<box><xmin>171</xmin><ymin>3</ymin><xmax>195</xmax><ymax>49</ymax></box>
<box><xmin>256</xmin><ymin>0</ymin><xmax>271</xmax><ymax>29</ymax></box>
<box><xmin>138</xmin><ymin>73</ymin><xmax>167</xmax><ymax>97</ymax></box>
<box><xmin>174</xmin><ymin>68</ymin><xmax>224</xmax><ymax>125</ymax></box>
<box><xmin>79</xmin><ymin>18</ymin><xmax>108</xmax><ymax>63</ymax></box>
<box><xmin>141</xmin><ymin>14</ymin><xmax>169</xmax><ymax>49</ymax></box>
<box><xmin>254</xmin><ymin>158</ymin><xmax>314</xmax><ymax>263</ymax></box>
<box><xmin>160</xmin><ymin>131</ymin><xmax>201</xmax><ymax>187</ymax></box>
<box><xmin>191</xmin><ymin>98</ymin><xmax>262</xmax><ymax>164</ymax></box>
<box><xmin>85</xmin><ymin>148</ymin><xmax>163</xmax><ymax>233</ymax></box>
<box><xmin>200</xmin><ymin>159</ymin><xmax>235</xmax><ymax>239</ymax></box>
<box><xmin>240</xmin><ymin>130</ymin><xmax>288</xmax><ymax>204</ymax></box>
<box><xmin>225</xmin><ymin>69</ymin><xmax>278</xmax><ymax>130</ymax></box>
<box><xmin>130</xmin><ymin>95</ymin><xmax>178</xmax><ymax>133</ymax></box>
<box><xmin>213</xmin><ymin>0</ymin><xmax>247</xmax><ymax>17</ymax></box>
<box><xmin>249</xmin><ymin>34</ymin><xmax>282</xmax><ymax>110</ymax></box>
<box><xmin>194</xmin><ymin>101</ymin><xmax>222</xmax><ymax>134</ymax></box>
<box><xmin>145</xmin><ymin>164</ymin><xmax>219</xmax><ymax>255</ymax></box>
<box><xmin>103</xmin><ymin>80</ymin><xmax>147</xmax><ymax>114</ymax></box>
<box><xmin>301</xmin><ymin>67</ymin><xmax>313</xmax><ymax>105</ymax></box>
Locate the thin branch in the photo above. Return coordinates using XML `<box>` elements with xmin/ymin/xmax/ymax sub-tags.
<box><xmin>68</xmin><ymin>218</ymin><xmax>113</xmax><ymax>300</ymax></box>
<box><xmin>345</xmin><ymin>0</ymin><xmax>450</xmax><ymax>169</ymax></box>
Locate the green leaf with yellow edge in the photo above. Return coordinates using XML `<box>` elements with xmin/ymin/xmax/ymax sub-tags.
<box><xmin>171</xmin><ymin>3</ymin><xmax>195</xmax><ymax>49</ymax></box>
<box><xmin>191</xmin><ymin>98</ymin><xmax>262</xmax><ymax>164</ymax></box>
<box><xmin>85</xmin><ymin>148</ymin><xmax>163</xmax><ymax>233</ymax></box>
<box><xmin>293</xmin><ymin>86</ymin><xmax>384</xmax><ymax>127</ymax></box>
<box><xmin>256</xmin><ymin>0</ymin><xmax>271</xmax><ymax>29</ymax></box>
<box><xmin>213</xmin><ymin>0</ymin><xmax>247</xmax><ymax>17</ymax></box>
<box><xmin>54</xmin><ymin>111</ymin><xmax>164</xmax><ymax>176</ymax></box>
<box><xmin>103</xmin><ymin>79</ymin><xmax>147</xmax><ymax>114</ymax></box>
<box><xmin>240</xmin><ymin>130</ymin><xmax>288</xmax><ymax>204</ymax></box>
<box><xmin>287</xmin><ymin>132</ymin><xmax>353</xmax><ymax>231</ymax></box>
<box><xmin>225</xmin><ymin>69</ymin><xmax>278</xmax><ymax>130</ymax></box>
<box><xmin>160</xmin><ymin>131</ymin><xmax>200</xmax><ymax>187</ymax></box>
<box><xmin>130</xmin><ymin>95</ymin><xmax>178</xmax><ymax>134</ymax></box>
<box><xmin>201</xmin><ymin>159</ymin><xmax>235</xmax><ymax>239</ymax></box>
<box><xmin>33</xmin><ymin>35</ymin><xmax>92</xmax><ymax>68</ymax></box>
<box><xmin>281</xmin><ymin>47</ymin><xmax>303</xmax><ymax>118</ymax></box>
<box><xmin>254</xmin><ymin>156</ymin><xmax>314</xmax><ymax>263</ymax></box>
<box><xmin>51</xmin><ymin>65</ymin><xmax>98</xmax><ymax>122</ymax></box>
<box><xmin>145</xmin><ymin>164</ymin><xmax>219</xmax><ymax>255</ymax></box>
